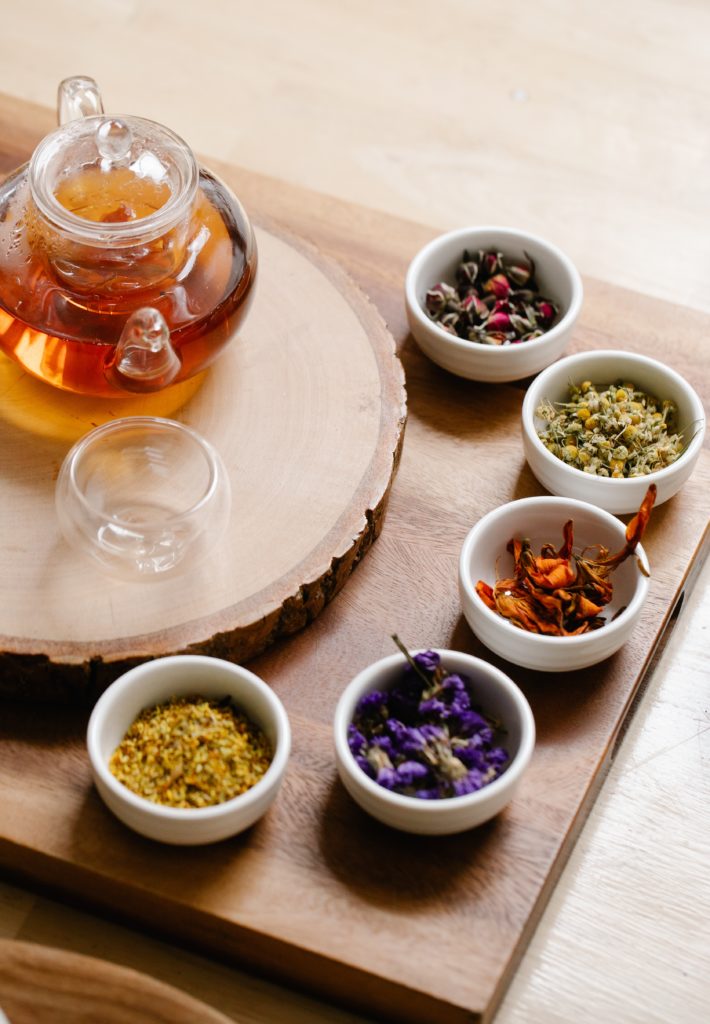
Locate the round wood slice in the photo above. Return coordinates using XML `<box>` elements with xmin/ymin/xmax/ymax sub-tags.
<box><xmin>0</xmin><ymin>224</ymin><xmax>406</xmax><ymax>701</ymax></box>
<box><xmin>0</xmin><ymin>939</ymin><xmax>234</xmax><ymax>1024</ymax></box>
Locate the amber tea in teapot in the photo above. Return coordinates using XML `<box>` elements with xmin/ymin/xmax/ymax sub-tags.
<box><xmin>0</xmin><ymin>77</ymin><xmax>257</xmax><ymax>397</ymax></box>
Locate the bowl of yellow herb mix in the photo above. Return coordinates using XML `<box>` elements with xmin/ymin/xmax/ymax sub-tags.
<box><xmin>522</xmin><ymin>350</ymin><xmax>706</xmax><ymax>513</ymax></box>
<box><xmin>87</xmin><ymin>655</ymin><xmax>291</xmax><ymax>844</ymax></box>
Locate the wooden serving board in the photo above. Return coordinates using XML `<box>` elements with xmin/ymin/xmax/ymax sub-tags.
<box><xmin>1</xmin><ymin>93</ymin><xmax>709</xmax><ymax>1024</ymax></box>
<box><xmin>0</xmin><ymin>939</ymin><xmax>234</xmax><ymax>1023</ymax></box>
<box><xmin>0</xmin><ymin>184</ymin><xmax>405</xmax><ymax>700</ymax></box>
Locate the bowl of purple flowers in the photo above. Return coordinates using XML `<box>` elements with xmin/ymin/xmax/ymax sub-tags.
<box><xmin>333</xmin><ymin>640</ymin><xmax>535</xmax><ymax>834</ymax></box>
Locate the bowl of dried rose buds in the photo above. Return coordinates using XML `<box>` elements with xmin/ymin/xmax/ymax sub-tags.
<box><xmin>404</xmin><ymin>226</ymin><xmax>583</xmax><ymax>382</ymax></box>
<box><xmin>522</xmin><ymin>349</ymin><xmax>706</xmax><ymax>514</ymax></box>
<box><xmin>459</xmin><ymin>491</ymin><xmax>654</xmax><ymax>672</ymax></box>
<box><xmin>87</xmin><ymin>655</ymin><xmax>291</xmax><ymax>844</ymax></box>
<box><xmin>333</xmin><ymin>639</ymin><xmax>535</xmax><ymax>834</ymax></box>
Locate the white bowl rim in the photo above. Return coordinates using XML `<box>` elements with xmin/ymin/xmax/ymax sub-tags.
<box><xmin>459</xmin><ymin>496</ymin><xmax>651</xmax><ymax>648</ymax></box>
<box><xmin>405</xmin><ymin>225</ymin><xmax>584</xmax><ymax>356</ymax></box>
<box><xmin>522</xmin><ymin>349</ymin><xmax>707</xmax><ymax>490</ymax></box>
<box><xmin>333</xmin><ymin>649</ymin><xmax>535</xmax><ymax>815</ymax></box>
<box><xmin>87</xmin><ymin>654</ymin><xmax>291</xmax><ymax>821</ymax></box>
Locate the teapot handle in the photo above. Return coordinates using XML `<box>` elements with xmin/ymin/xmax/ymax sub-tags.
<box><xmin>57</xmin><ymin>76</ymin><xmax>104</xmax><ymax>124</ymax></box>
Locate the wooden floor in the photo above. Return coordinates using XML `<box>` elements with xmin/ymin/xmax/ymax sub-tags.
<box><xmin>1</xmin><ymin>2</ymin><xmax>708</xmax><ymax>1022</ymax></box>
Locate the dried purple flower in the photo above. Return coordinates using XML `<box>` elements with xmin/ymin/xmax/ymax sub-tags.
<box><xmin>349</xmin><ymin>637</ymin><xmax>509</xmax><ymax>800</ymax></box>
<box><xmin>452</xmin><ymin>770</ymin><xmax>490</xmax><ymax>796</ymax></box>
<box><xmin>441</xmin><ymin>673</ymin><xmax>466</xmax><ymax>693</ymax></box>
<box><xmin>454</xmin><ymin>709</ymin><xmax>493</xmax><ymax>740</ymax></box>
<box><xmin>347</xmin><ymin>724</ymin><xmax>367</xmax><ymax>755</ymax></box>
<box><xmin>355</xmin><ymin>690</ymin><xmax>389</xmax><ymax>716</ymax></box>
<box><xmin>376</xmin><ymin>765</ymin><xmax>398</xmax><ymax>790</ymax></box>
<box><xmin>418</xmin><ymin>696</ymin><xmax>448</xmax><ymax>717</ymax></box>
<box><xmin>355</xmin><ymin>755</ymin><xmax>374</xmax><ymax>778</ymax></box>
<box><xmin>413</xmin><ymin>649</ymin><xmax>441</xmax><ymax>675</ymax></box>
<box><xmin>395</xmin><ymin>761</ymin><xmax>430</xmax><ymax>787</ymax></box>
<box><xmin>371</xmin><ymin>734</ymin><xmax>396</xmax><ymax>759</ymax></box>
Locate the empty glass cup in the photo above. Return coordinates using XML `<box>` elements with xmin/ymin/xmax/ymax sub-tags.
<box><xmin>56</xmin><ymin>416</ymin><xmax>231</xmax><ymax>580</ymax></box>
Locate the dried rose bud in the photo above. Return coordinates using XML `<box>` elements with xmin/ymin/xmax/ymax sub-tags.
<box><xmin>510</xmin><ymin>313</ymin><xmax>534</xmax><ymax>334</ymax></box>
<box><xmin>506</xmin><ymin>260</ymin><xmax>533</xmax><ymax>287</ymax></box>
<box><xmin>425</xmin><ymin>286</ymin><xmax>448</xmax><ymax>315</ymax></box>
<box><xmin>422</xmin><ymin>248</ymin><xmax>560</xmax><ymax>348</ymax></box>
<box><xmin>481</xmin><ymin>331</ymin><xmax>508</xmax><ymax>345</ymax></box>
<box><xmin>536</xmin><ymin>301</ymin><xmax>556</xmax><ymax>323</ymax></box>
<box><xmin>460</xmin><ymin>293</ymin><xmax>487</xmax><ymax>319</ymax></box>
<box><xmin>439</xmin><ymin>312</ymin><xmax>460</xmax><ymax>332</ymax></box>
<box><xmin>483</xmin><ymin>273</ymin><xmax>511</xmax><ymax>299</ymax></box>
<box><xmin>483</xmin><ymin>251</ymin><xmax>500</xmax><ymax>277</ymax></box>
<box><xmin>456</xmin><ymin>260</ymin><xmax>479</xmax><ymax>287</ymax></box>
<box><xmin>486</xmin><ymin>310</ymin><xmax>512</xmax><ymax>332</ymax></box>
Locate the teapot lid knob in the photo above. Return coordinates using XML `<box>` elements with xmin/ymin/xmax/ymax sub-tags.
<box><xmin>96</xmin><ymin>118</ymin><xmax>133</xmax><ymax>164</ymax></box>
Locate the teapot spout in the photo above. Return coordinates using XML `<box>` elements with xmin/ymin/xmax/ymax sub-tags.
<box><xmin>57</xmin><ymin>76</ymin><xmax>104</xmax><ymax>124</ymax></box>
<box><xmin>106</xmin><ymin>308</ymin><xmax>181</xmax><ymax>393</ymax></box>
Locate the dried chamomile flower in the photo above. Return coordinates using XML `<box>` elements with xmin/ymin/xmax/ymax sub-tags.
<box><xmin>536</xmin><ymin>380</ymin><xmax>685</xmax><ymax>476</ymax></box>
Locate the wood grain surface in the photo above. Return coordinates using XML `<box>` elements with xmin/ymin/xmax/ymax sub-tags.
<box><xmin>0</xmin><ymin>212</ymin><xmax>405</xmax><ymax>697</ymax></box>
<box><xmin>0</xmin><ymin>939</ymin><xmax>235</xmax><ymax>1024</ymax></box>
<box><xmin>0</xmin><ymin>90</ymin><xmax>708</xmax><ymax>1024</ymax></box>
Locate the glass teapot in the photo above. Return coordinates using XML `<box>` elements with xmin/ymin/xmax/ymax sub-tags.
<box><xmin>0</xmin><ymin>77</ymin><xmax>257</xmax><ymax>396</ymax></box>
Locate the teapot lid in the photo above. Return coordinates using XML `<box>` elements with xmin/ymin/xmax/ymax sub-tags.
<box><xmin>30</xmin><ymin>82</ymin><xmax>198</xmax><ymax>248</ymax></box>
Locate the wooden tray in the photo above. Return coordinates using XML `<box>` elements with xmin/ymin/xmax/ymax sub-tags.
<box><xmin>1</xmin><ymin>92</ymin><xmax>709</xmax><ymax>1024</ymax></box>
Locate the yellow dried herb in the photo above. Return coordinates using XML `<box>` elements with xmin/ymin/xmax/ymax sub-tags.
<box><xmin>109</xmin><ymin>695</ymin><xmax>272</xmax><ymax>808</ymax></box>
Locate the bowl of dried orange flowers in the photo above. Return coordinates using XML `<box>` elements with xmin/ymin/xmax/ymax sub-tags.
<box><xmin>87</xmin><ymin>655</ymin><xmax>291</xmax><ymax>844</ymax></box>
<box><xmin>458</xmin><ymin>490</ymin><xmax>655</xmax><ymax>672</ymax></box>
<box><xmin>404</xmin><ymin>226</ymin><xmax>583</xmax><ymax>382</ymax></box>
<box><xmin>522</xmin><ymin>349</ymin><xmax>706</xmax><ymax>513</ymax></box>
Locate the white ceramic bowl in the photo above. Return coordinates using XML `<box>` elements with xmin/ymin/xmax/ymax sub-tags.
<box><xmin>87</xmin><ymin>655</ymin><xmax>291</xmax><ymax>844</ymax></box>
<box><xmin>522</xmin><ymin>349</ymin><xmax>706</xmax><ymax>514</ymax></box>
<box><xmin>333</xmin><ymin>649</ymin><xmax>535</xmax><ymax>834</ymax></box>
<box><xmin>404</xmin><ymin>226</ymin><xmax>583</xmax><ymax>382</ymax></box>
<box><xmin>459</xmin><ymin>497</ymin><xmax>651</xmax><ymax>672</ymax></box>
